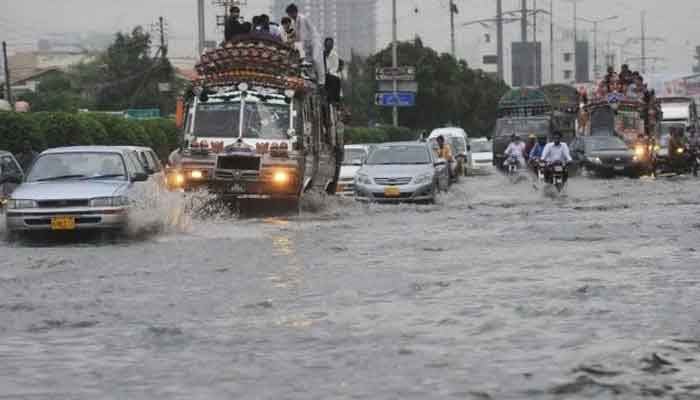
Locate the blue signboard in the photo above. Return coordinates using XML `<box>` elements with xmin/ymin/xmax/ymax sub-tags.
<box><xmin>375</xmin><ymin>91</ymin><xmax>416</xmax><ymax>107</ymax></box>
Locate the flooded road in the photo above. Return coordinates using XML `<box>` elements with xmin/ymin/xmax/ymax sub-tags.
<box><xmin>2</xmin><ymin>172</ymin><xmax>700</xmax><ymax>399</ymax></box>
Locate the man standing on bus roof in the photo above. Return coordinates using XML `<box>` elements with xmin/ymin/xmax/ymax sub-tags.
<box><xmin>286</xmin><ymin>3</ymin><xmax>325</xmax><ymax>85</ymax></box>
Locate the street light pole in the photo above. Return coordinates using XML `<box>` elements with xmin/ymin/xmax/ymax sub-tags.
<box><xmin>392</xmin><ymin>0</ymin><xmax>398</xmax><ymax>127</ymax></box>
<box><xmin>577</xmin><ymin>15</ymin><xmax>618</xmax><ymax>80</ymax></box>
<box><xmin>497</xmin><ymin>0</ymin><xmax>504</xmax><ymax>81</ymax></box>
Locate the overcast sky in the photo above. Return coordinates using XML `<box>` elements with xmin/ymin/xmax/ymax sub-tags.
<box><xmin>1</xmin><ymin>0</ymin><xmax>699</xmax><ymax>76</ymax></box>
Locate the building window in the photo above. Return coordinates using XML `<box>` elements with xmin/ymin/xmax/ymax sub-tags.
<box><xmin>563</xmin><ymin>53</ymin><xmax>572</xmax><ymax>62</ymax></box>
<box><xmin>564</xmin><ymin>70</ymin><xmax>573</xmax><ymax>80</ymax></box>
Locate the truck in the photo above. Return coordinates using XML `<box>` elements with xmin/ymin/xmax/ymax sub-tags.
<box><xmin>492</xmin><ymin>85</ymin><xmax>578</xmax><ymax>167</ymax></box>
<box><xmin>167</xmin><ymin>36</ymin><xmax>343</xmax><ymax>209</ymax></box>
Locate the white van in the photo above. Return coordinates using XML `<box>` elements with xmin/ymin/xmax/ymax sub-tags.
<box><xmin>428</xmin><ymin>127</ymin><xmax>470</xmax><ymax>176</ymax></box>
<box><xmin>659</xmin><ymin>97</ymin><xmax>699</xmax><ymax>136</ymax></box>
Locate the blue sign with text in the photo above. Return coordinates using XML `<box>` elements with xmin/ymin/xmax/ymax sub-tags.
<box><xmin>375</xmin><ymin>92</ymin><xmax>416</xmax><ymax>107</ymax></box>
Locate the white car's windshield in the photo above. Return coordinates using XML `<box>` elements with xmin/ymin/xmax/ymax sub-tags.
<box><xmin>471</xmin><ymin>141</ymin><xmax>492</xmax><ymax>153</ymax></box>
<box><xmin>343</xmin><ymin>149</ymin><xmax>367</xmax><ymax>165</ymax></box>
<box><xmin>27</xmin><ymin>153</ymin><xmax>127</xmax><ymax>182</ymax></box>
<box><xmin>367</xmin><ymin>146</ymin><xmax>431</xmax><ymax>165</ymax></box>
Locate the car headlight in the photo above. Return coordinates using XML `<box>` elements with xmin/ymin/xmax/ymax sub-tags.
<box><xmin>7</xmin><ymin>199</ymin><xmax>37</xmax><ymax>209</ymax></box>
<box><xmin>586</xmin><ymin>156</ymin><xmax>602</xmax><ymax>164</ymax></box>
<box><xmin>677</xmin><ymin>147</ymin><xmax>685</xmax><ymax>155</ymax></box>
<box><xmin>356</xmin><ymin>173</ymin><xmax>372</xmax><ymax>185</ymax></box>
<box><xmin>413</xmin><ymin>173</ymin><xmax>433</xmax><ymax>185</ymax></box>
<box><xmin>90</xmin><ymin>196</ymin><xmax>129</xmax><ymax>207</ymax></box>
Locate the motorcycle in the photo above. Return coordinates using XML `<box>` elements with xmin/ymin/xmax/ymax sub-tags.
<box><xmin>546</xmin><ymin>161</ymin><xmax>568</xmax><ymax>193</ymax></box>
<box><xmin>504</xmin><ymin>154</ymin><xmax>520</xmax><ymax>182</ymax></box>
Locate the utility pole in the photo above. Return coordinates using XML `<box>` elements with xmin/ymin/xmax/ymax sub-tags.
<box><xmin>392</xmin><ymin>0</ymin><xmax>398</xmax><ymax>127</ymax></box>
<box><xmin>550</xmin><ymin>0</ymin><xmax>554</xmax><ymax>83</ymax></box>
<box><xmin>521</xmin><ymin>0</ymin><xmax>528</xmax><ymax>42</ymax></box>
<box><xmin>449</xmin><ymin>0</ymin><xmax>457</xmax><ymax>57</ymax></box>
<box><xmin>532</xmin><ymin>0</ymin><xmax>538</xmax><ymax>86</ymax></box>
<box><xmin>197</xmin><ymin>0</ymin><xmax>205</xmax><ymax>55</ymax></box>
<box><xmin>497</xmin><ymin>0</ymin><xmax>504</xmax><ymax>81</ymax></box>
<box><xmin>640</xmin><ymin>11</ymin><xmax>646</xmax><ymax>74</ymax></box>
<box><xmin>158</xmin><ymin>16</ymin><xmax>168</xmax><ymax>59</ymax></box>
<box><xmin>2</xmin><ymin>41</ymin><xmax>13</xmax><ymax>111</ymax></box>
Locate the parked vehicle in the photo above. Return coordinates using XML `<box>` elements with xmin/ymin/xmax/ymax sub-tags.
<box><xmin>337</xmin><ymin>145</ymin><xmax>370</xmax><ymax>196</ymax></box>
<box><xmin>570</xmin><ymin>136</ymin><xmax>641</xmax><ymax>177</ymax></box>
<box><xmin>428</xmin><ymin>127</ymin><xmax>470</xmax><ymax>176</ymax></box>
<box><xmin>5</xmin><ymin>146</ymin><xmax>149</xmax><ymax>235</ymax></box>
<box><xmin>354</xmin><ymin>142</ymin><xmax>447</xmax><ymax>203</ymax></box>
<box><xmin>0</xmin><ymin>151</ymin><xmax>24</xmax><ymax>211</ymax></box>
<box><xmin>469</xmin><ymin>138</ymin><xmax>493</xmax><ymax>171</ymax></box>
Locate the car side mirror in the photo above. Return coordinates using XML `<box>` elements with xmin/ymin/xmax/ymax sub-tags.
<box><xmin>131</xmin><ymin>172</ymin><xmax>149</xmax><ymax>182</ymax></box>
<box><xmin>467</xmin><ymin>145</ymin><xmax>471</xmax><ymax>152</ymax></box>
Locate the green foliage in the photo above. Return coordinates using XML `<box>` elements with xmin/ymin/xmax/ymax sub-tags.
<box><xmin>0</xmin><ymin>111</ymin><xmax>179</xmax><ymax>161</ymax></box>
<box><xmin>0</xmin><ymin>112</ymin><xmax>43</xmax><ymax>154</ymax></box>
<box><xmin>344</xmin><ymin>38</ymin><xmax>509</xmax><ymax>137</ymax></box>
<box><xmin>17</xmin><ymin>72</ymin><xmax>91</xmax><ymax>113</ymax></box>
<box><xmin>344</xmin><ymin>126</ymin><xmax>417</xmax><ymax>144</ymax></box>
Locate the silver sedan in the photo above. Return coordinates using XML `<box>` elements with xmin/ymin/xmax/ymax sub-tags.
<box><xmin>5</xmin><ymin>146</ymin><xmax>149</xmax><ymax>234</ymax></box>
<box><xmin>354</xmin><ymin>142</ymin><xmax>448</xmax><ymax>203</ymax></box>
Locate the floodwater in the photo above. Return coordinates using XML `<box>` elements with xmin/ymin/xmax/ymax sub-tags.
<box><xmin>2</xmin><ymin>172</ymin><xmax>700</xmax><ymax>399</ymax></box>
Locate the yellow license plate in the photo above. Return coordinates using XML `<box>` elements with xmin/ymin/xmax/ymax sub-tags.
<box><xmin>51</xmin><ymin>216</ymin><xmax>76</xmax><ymax>231</ymax></box>
<box><xmin>384</xmin><ymin>186</ymin><xmax>401</xmax><ymax>197</ymax></box>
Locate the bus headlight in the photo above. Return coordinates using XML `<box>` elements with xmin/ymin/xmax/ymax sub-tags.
<box><xmin>272</xmin><ymin>170</ymin><xmax>290</xmax><ymax>185</ymax></box>
<box><xmin>190</xmin><ymin>170</ymin><xmax>204</xmax><ymax>180</ymax></box>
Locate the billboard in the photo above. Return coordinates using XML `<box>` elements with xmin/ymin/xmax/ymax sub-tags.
<box><xmin>511</xmin><ymin>42</ymin><xmax>542</xmax><ymax>87</ymax></box>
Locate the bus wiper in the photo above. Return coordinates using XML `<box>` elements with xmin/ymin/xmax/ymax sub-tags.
<box><xmin>36</xmin><ymin>174</ymin><xmax>86</xmax><ymax>182</ymax></box>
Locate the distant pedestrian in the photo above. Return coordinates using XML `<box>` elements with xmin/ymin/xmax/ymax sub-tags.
<box><xmin>324</xmin><ymin>37</ymin><xmax>341</xmax><ymax>102</ymax></box>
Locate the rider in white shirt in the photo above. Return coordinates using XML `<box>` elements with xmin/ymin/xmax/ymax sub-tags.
<box><xmin>504</xmin><ymin>135</ymin><xmax>526</xmax><ymax>168</ymax></box>
<box><xmin>541</xmin><ymin>131</ymin><xmax>572</xmax><ymax>165</ymax></box>
<box><xmin>541</xmin><ymin>131</ymin><xmax>572</xmax><ymax>184</ymax></box>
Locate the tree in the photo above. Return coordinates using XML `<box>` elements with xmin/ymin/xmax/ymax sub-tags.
<box><xmin>17</xmin><ymin>72</ymin><xmax>91</xmax><ymax>112</ymax></box>
<box><xmin>344</xmin><ymin>38</ymin><xmax>509</xmax><ymax>136</ymax></box>
<box><xmin>74</xmin><ymin>26</ymin><xmax>178</xmax><ymax>114</ymax></box>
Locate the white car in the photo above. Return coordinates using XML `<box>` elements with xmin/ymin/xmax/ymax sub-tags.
<box><xmin>337</xmin><ymin>145</ymin><xmax>370</xmax><ymax>196</ymax></box>
<box><xmin>469</xmin><ymin>138</ymin><xmax>493</xmax><ymax>171</ymax></box>
<box><xmin>5</xmin><ymin>146</ymin><xmax>149</xmax><ymax>235</ymax></box>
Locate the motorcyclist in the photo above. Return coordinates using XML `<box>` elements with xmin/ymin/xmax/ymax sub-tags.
<box><xmin>503</xmin><ymin>134</ymin><xmax>526</xmax><ymax>169</ymax></box>
<box><xmin>436</xmin><ymin>135</ymin><xmax>454</xmax><ymax>179</ymax></box>
<box><xmin>524</xmin><ymin>134</ymin><xmax>537</xmax><ymax>161</ymax></box>
<box><xmin>541</xmin><ymin>131</ymin><xmax>572</xmax><ymax>184</ymax></box>
<box><xmin>528</xmin><ymin>136</ymin><xmax>548</xmax><ymax>175</ymax></box>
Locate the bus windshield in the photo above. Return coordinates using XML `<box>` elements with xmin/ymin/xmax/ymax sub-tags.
<box><xmin>192</xmin><ymin>96</ymin><xmax>291</xmax><ymax>140</ymax></box>
<box><xmin>496</xmin><ymin>118</ymin><xmax>549</xmax><ymax>137</ymax></box>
